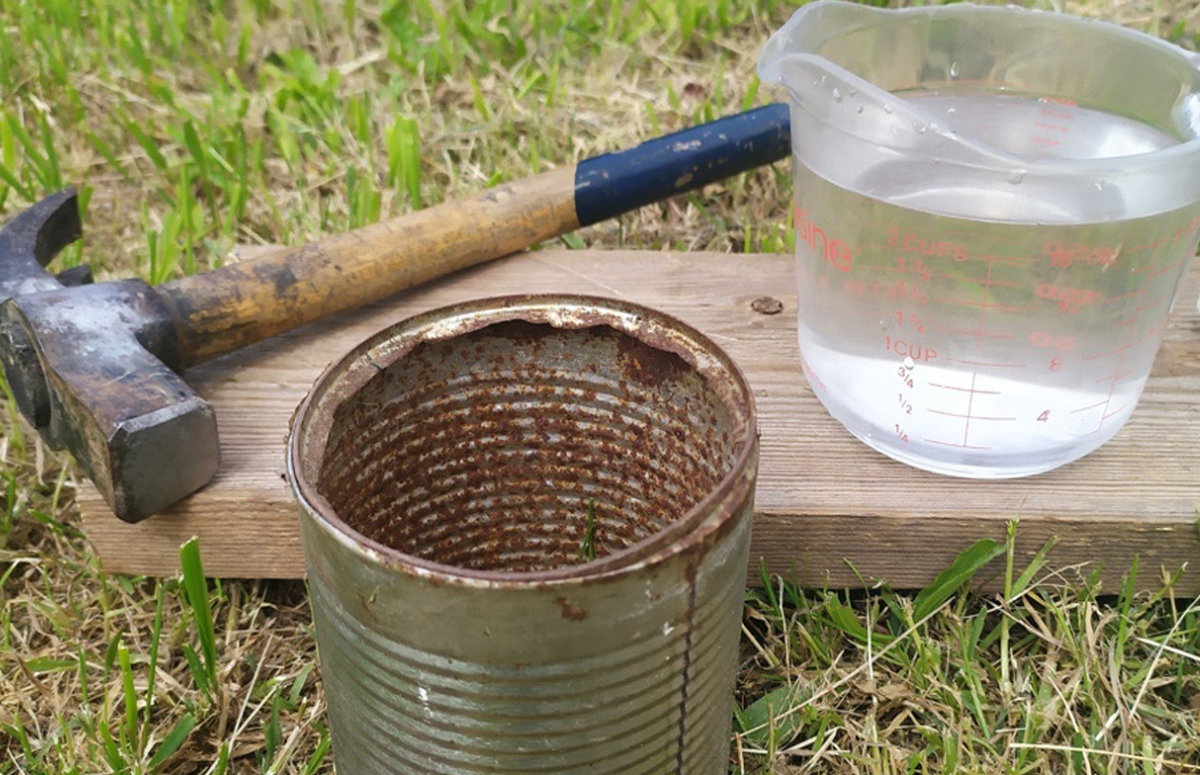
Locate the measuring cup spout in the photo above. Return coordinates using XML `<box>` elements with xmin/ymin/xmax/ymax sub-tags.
<box><xmin>757</xmin><ymin>2</ymin><xmax>1027</xmax><ymax>186</ymax></box>
<box><xmin>756</xmin><ymin>0</ymin><xmax>879</xmax><ymax>85</ymax></box>
<box><xmin>760</xmin><ymin>0</ymin><xmax>1200</xmax><ymax>223</ymax></box>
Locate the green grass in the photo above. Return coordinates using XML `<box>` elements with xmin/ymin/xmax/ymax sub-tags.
<box><xmin>1</xmin><ymin>0</ymin><xmax>1199</xmax><ymax>773</ymax></box>
<box><xmin>578</xmin><ymin>498</ymin><xmax>599</xmax><ymax>563</ymax></box>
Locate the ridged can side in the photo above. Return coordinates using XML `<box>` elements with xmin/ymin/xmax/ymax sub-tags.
<box><xmin>300</xmin><ymin>468</ymin><xmax>753</xmax><ymax>773</ymax></box>
<box><xmin>288</xmin><ymin>295</ymin><xmax>759</xmax><ymax>775</ymax></box>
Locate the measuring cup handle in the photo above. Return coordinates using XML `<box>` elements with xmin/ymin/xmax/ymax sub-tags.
<box><xmin>1181</xmin><ymin>49</ymin><xmax>1200</xmax><ymax>316</ymax></box>
<box><xmin>1176</xmin><ymin>48</ymin><xmax>1200</xmax><ymax>69</ymax></box>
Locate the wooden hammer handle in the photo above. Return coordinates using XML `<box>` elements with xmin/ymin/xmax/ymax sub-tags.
<box><xmin>157</xmin><ymin>103</ymin><xmax>791</xmax><ymax>366</ymax></box>
<box><xmin>159</xmin><ymin>165</ymin><xmax>579</xmax><ymax>364</ymax></box>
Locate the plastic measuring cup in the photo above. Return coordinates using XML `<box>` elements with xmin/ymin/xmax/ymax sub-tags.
<box><xmin>758</xmin><ymin>1</ymin><xmax>1200</xmax><ymax>478</ymax></box>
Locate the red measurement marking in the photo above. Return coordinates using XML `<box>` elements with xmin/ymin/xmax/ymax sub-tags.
<box><xmin>1084</xmin><ymin>338</ymin><xmax>1145</xmax><ymax>361</ymax></box>
<box><xmin>1092</xmin><ymin>285</ymin><xmax>1144</xmax><ymax>432</ymax></box>
<box><xmin>933</xmin><ymin>273</ymin><xmax>1022</xmax><ymax>289</ymax></box>
<box><xmin>1112</xmin><ymin>295</ymin><xmax>1163</xmax><ymax>326</ymax></box>
<box><xmin>799</xmin><ymin>350</ymin><xmax>827</xmax><ymax>394</ymax></box>
<box><xmin>978</xmin><ymin>255</ymin><xmax>1036</xmax><ymax>266</ymax></box>
<box><xmin>928</xmin><ymin>382</ymin><xmax>1002</xmax><ymax>395</ymax></box>
<box><xmin>934</xmin><ymin>297</ymin><xmax>1028</xmax><ymax>313</ymax></box>
<box><xmin>1044</xmin><ymin>242</ymin><xmax>1117</xmax><ymax>269</ymax></box>
<box><xmin>884</xmin><ymin>337</ymin><xmax>938</xmax><ymax>362</ymax></box>
<box><xmin>1070</xmin><ymin>400</ymin><xmax>1108</xmax><ymax>414</ymax></box>
<box><xmin>1102</xmin><ymin>290</ymin><xmax>1143</xmax><ymax>304</ymax></box>
<box><xmin>795</xmin><ymin>205</ymin><xmax>852</xmax><ymax>272</ymax></box>
<box><xmin>1028</xmin><ymin>331</ymin><xmax>1075</xmax><ymax>350</ymax></box>
<box><xmin>943</xmin><ymin>326</ymin><xmax>1013</xmax><ymax>340</ymax></box>
<box><xmin>944</xmin><ymin>358</ymin><xmax>1028</xmax><ymax>369</ymax></box>
<box><xmin>1094</xmin><ymin>369</ymin><xmax>1138</xmax><ymax>384</ymax></box>
<box><xmin>960</xmin><ymin>259</ymin><xmax>999</xmax><ymax>447</ymax></box>
<box><xmin>1148</xmin><ymin>259</ymin><xmax>1186</xmax><ymax>279</ymax></box>
<box><xmin>894</xmin><ymin>311</ymin><xmax>928</xmax><ymax>332</ymax></box>
<box><xmin>928</xmin><ymin>409</ymin><xmax>1016</xmax><ymax>421</ymax></box>
<box><xmin>1102</xmin><ymin>405</ymin><xmax>1127</xmax><ymax>420</ymax></box>
<box><xmin>1128</xmin><ymin>239</ymin><xmax>1172</xmax><ymax>255</ymax></box>
<box><xmin>961</xmin><ymin>372</ymin><xmax>979</xmax><ymax>445</ymax></box>
<box><xmin>888</xmin><ymin>231</ymin><xmax>968</xmax><ymax>263</ymax></box>
<box><xmin>923</xmin><ymin>439</ymin><xmax>992</xmax><ymax>450</ymax></box>
<box><xmin>1131</xmin><ymin>257</ymin><xmax>1180</xmax><ymax>276</ymax></box>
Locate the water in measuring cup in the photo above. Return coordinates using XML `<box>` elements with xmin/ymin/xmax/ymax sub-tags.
<box><xmin>913</xmin><ymin>93</ymin><xmax>1179</xmax><ymax>163</ymax></box>
<box><xmin>794</xmin><ymin>92</ymin><xmax>1200</xmax><ymax>477</ymax></box>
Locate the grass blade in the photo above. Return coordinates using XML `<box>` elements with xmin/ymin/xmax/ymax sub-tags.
<box><xmin>303</xmin><ymin>727</ymin><xmax>331</xmax><ymax>775</ymax></box>
<box><xmin>147</xmin><ymin>713</ymin><xmax>196</xmax><ymax>769</ymax></box>
<box><xmin>145</xmin><ymin>580</ymin><xmax>164</xmax><ymax>723</ymax></box>
<box><xmin>182</xmin><ymin>643</ymin><xmax>210</xmax><ymax>695</ymax></box>
<box><xmin>912</xmin><ymin>539</ymin><xmax>1004</xmax><ymax>623</ymax></box>
<box><xmin>577</xmin><ymin>498</ymin><xmax>597</xmax><ymax>562</ymax></box>
<box><xmin>22</xmin><ymin>657</ymin><xmax>78</xmax><ymax>672</ymax></box>
<box><xmin>0</xmin><ymin>159</ymin><xmax>33</xmax><ymax>201</ymax></box>
<box><xmin>737</xmin><ymin>683</ymin><xmax>808</xmax><ymax>748</ymax></box>
<box><xmin>118</xmin><ymin>642</ymin><xmax>138</xmax><ymax>753</ymax></box>
<box><xmin>1011</xmin><ymin>535</ymin><xmax>1058</xmax><ymax>600</ymax></box>
<box><xmin>179</xmin><ymin>537</ymin><xmax>218</xmax><ymax>693</ymax></box>
<box><xmin>98</xmin><ymin>718</ymin><xmax>127</xmax><ymax>774</ymax></box>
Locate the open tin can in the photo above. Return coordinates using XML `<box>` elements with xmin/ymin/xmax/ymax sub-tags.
<box><xmin>286</xmin><ymin>295</ymin><xmax>759</xmax><ymax>774</ymax></box>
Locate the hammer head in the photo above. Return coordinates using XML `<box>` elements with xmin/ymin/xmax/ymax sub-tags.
<box><xmin>0</xmin><ymin>192</ymin><xmax>219</xmax><ymax>522</ymax></box>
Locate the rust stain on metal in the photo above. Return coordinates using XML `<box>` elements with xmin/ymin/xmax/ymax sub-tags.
<box><xmin>554</xmin><ymin>596</ymin><xmax>588</xmax><ymax>621</ymax></box>
<box><xmin>293</xmin><ymin>294</ymin><xmax>758</xmax><ymax>583</ymax></box>
<box><xmin>314</xmin><ymin>318</ymin><xmax>731</xmax><ymax>573</ymax></box>
<box><xmin>615</xmin><ymin>331</ymin><xmax>690</xmax><ymax>388</ymax></box>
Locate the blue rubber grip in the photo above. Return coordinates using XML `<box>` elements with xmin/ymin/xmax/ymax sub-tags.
<box><xmin>573</xmin><ymin>102</ymin><xmax>791</xmax><ymax>227</ymax></box>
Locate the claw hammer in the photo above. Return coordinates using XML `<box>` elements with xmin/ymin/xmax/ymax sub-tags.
<box><xmin>0</xmin><ymin>104</ymin><xmax>790</xmax><ymax>522</ymax></box>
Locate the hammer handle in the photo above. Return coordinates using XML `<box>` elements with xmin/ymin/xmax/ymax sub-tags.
<box><xmin>158</xmin><ymin>103</ymin><xmax>790</xmax><ymax>366</ymax></box>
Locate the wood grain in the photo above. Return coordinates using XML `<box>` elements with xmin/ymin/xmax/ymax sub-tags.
<box><xmin>159</xmin><ymin>165</ymin><xmax>579</xmax><ymax>364</ymax></box>
<box><xmin>80</xmin><ymin>249</ymin><xmax>1200</xmax><ymax>593</ymax></box>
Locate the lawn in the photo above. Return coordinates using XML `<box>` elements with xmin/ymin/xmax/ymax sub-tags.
<box><xmin>2</xmin><ymin>0</ymin><xmax>1200</xmax><ymax>773</ymax></box>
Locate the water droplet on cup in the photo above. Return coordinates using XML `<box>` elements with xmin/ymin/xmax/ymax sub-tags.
<box><xmin>883</xmin><ymin>103</ymin><xmax>893</xmax><ymax>115</ymax></box>
<box><xmin>950</xmin><ymin>61</ymin><xmax>961</xmax><ymax>78</ymax></box>
<box><xmin>946</xmin><ymin>107</ymin><xmax>957</xmax><ymax>116</ymax></box>
<box><xmin>856</xmin><ymin>104</ymin><xmax>864</xmax><ymax>114</ymax></box>
<box><xmin>847</xmin><ymin>86</ymin><xmax>858</xmax><ymax>96</ymax></box>
<box><xmin>912</xmin><ymin>120</ymin><xmax>927</xmax><ymax>134</ymax></box>
<box><xmin>1095</xmin><ymin>180</ymin><xmax>1107</xmax><ymax>191</ymax></box>
<box><xmin>1008</xmin><ymin>169</ymin><xmax>1027</xmax><ymax>185</ymax></box>
<box><xmin>832</xmin><ymin>87</ymin><xmax>843</xmax><ymax>103</ymax></box>
<box><xmin>903</xmin><ymin>357</ymin><xmax>915</xmax><ymax>370</ymax></box>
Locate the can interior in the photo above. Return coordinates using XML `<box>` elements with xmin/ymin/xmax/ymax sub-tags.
<box><xmin>313</xmin><ymin>320</ymin><xmax>741</xmax><ymax>573</ymax></box>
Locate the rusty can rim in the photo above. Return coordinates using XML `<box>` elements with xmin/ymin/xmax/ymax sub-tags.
<box><xmin>286</xmin><ymin>294</ymin><xmax>758</xmax><ymax>589</ymax></box>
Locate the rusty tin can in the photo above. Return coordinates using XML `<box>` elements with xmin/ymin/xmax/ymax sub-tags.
<box><xmin>287</xmin><ymin>295</ymin><xmax>759</xmax><ymax>774</ymax></box>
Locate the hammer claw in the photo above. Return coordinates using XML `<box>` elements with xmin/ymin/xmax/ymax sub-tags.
<box><xmin>0</xmin><ymin>189</ymin><xmax>81</xmax><ymax>299</ymax></box>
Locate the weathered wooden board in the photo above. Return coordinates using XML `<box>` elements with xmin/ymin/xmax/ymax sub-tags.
<box><xmin>80</xmin><ymin>249</ymin><xmax>1200</xmax><ymax>593</ymax></box>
